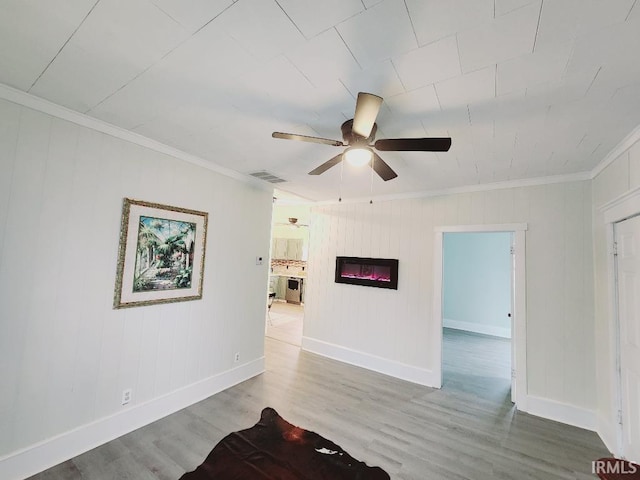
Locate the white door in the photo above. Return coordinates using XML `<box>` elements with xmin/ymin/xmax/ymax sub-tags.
<box><xmin>615</xmin><ymin>215</ymin><xmax>640</xmax><ymax>463</ymax></box>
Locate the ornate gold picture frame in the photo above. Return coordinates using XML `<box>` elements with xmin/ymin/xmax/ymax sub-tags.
<box><xmin>113</xmin><ymin>198</ymin><xmax>208</xmax><ymax>309</ymax></box>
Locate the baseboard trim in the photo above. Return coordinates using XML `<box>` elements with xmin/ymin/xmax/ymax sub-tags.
<box><xmin>301</xmin><ymin>337</ymin><xmax>436</xmax><ymax>387</ymax></box>
<box><xmin>0</xmin><ymin>358</ymin><xmax>265</xmax><ymax>480</ymax></box>
<box><xmin>443</xmin><ymin>318</ymin><xmax>511</xmax><ymax>339</ymax></box>
<box><xmin>597</xmin><ymin>412</ymin><xmax>619</xmax><ymax>455</ymax></box>
<box><xmin>525</xmin><ymin>395</ymin><xmax>597</xmax><ymax>431</ymax></box>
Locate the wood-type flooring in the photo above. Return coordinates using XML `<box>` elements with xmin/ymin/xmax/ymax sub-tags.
<box><xmin>27</xmin><ymin>328</ymin><xmax>608</xmax><ymax>479</ymax></box>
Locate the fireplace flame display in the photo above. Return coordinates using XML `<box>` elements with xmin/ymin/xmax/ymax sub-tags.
<box><xmin>335</xmin><ymin>256</ymin><xmax>398</xmax><ymax>290</ymax></box>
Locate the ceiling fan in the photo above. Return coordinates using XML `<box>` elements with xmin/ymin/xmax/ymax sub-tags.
<box><xmin>272</xmin><ymin>92</ymin><xmax>452</xmax><ymax>181</ymax></box>
<box><xmin>275</xmin><ymin>217</ymin><xmax>309</xmax><ymax>228</ymax></box>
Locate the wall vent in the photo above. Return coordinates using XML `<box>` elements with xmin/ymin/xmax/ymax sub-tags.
<box><xmin>249</xmin><ymin>170</ymin><xmax>287</xmax><ymax>184</ymax></box>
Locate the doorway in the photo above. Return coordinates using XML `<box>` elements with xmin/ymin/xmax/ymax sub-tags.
<box><xmin>433</xmin><ymin>224</ymin><xmax>528</xmax><ymax>409</ymax></box>
<box><xmin>613</xmin><ymin>215</ymin><xmax>640</xmax><ymax>462</ymax></box>
<box><xmin>441</xmin><ymin>232</ymin><xmax>513</xmax><ymax>401</ymax></box>
<box><xmin>266</xmin><ymin>192</ymin><xmax>310</xmax><ymax>347</ymax></box>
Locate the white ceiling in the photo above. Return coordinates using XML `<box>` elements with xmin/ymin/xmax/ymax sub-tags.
<box><xmin>2</xmin><ymin>0</ymin><xmax>640</xmax><ymax>201</ymax></box>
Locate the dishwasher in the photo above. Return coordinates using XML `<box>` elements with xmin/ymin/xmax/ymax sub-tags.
<box><xmin>285</xmin><ymin>277</ymin><xmax>303</xmax><ymax>304</ymax></box>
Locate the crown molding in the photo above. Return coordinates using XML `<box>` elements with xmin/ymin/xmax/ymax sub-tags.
<box><xmin>314</xmin><ymin>171</ymin><xmax>592</xmax><ymax>206</ymax></box>
<box><xmin>591</xmin><ymin>123</ymin><xmax>640</xmax><ymax>179</ymax></box>
<box><xmin>0</xmin><ymin>82</ymin><xmax>270</xmax><ymax>191</ymax></box>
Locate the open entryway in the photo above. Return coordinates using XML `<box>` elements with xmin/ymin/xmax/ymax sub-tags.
<box><xmin>266</xmin><ymin>191</ymin><xmax>310</xmax><ymax>347</ymax></box>
<box><xmin>433</xmin><ymin>224</ymin><xmax>528</xmax><ymax>409</ymax></box>
<box><xmin>441</xmin><ymin>231</ymin><xmax>513</xmax><ymax>401</ymax></box>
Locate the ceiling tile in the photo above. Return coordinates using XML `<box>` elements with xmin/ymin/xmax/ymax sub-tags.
<box><xmin>405</xmin><ymin>0</ymin><xmax>494</xmax><ymax>46</ymax></box>
<box><xmin>149</xmin><ymin>0</ymin><xmax>233</xmax><ymax>33</ymax></box>
<box><xmin>457</xmin><ymin>1</ymin><xmax>540</xmax><ymax>73</ymax></box>
<box><xmin>393</xmin><ymin>35</ymin><xmax>461</xmax><ymax>91</ymax></box>
<box><xmin>336</xmin><ymin>0</ymin><xmax>417</xmax><ymax>69</ymax></box>
<box><xmin>495</xmin><ymin>0</ymin><xmax>537</xmax><ymax>17</ymax></box>
<box><xmin>385</xmin><ymin>85</ymin><xmax>440</xmax><ymax>116</ymax></box>
<box><xmin>566</xmin><ymin>14</ymin><xmax>640</xmax><ymax>84</ymax></box>
<box><xmin>31</xmin><ymin>0</ymin><xmax>190</xmax><ymax>112</ymax></box>
<box><xmin>535</xmin><ymin>0</ymin><xmax>634</xmax><ymax>52</ymax></box>
<box><xmin>496</xmin><ymin>41</ymin><xmax>572</xmax><ymax>96</ymax></box>
<box><xmin>339</xmin><ymin>60</ymin><xmax>405</xmax><ymax>100</ymax></box>
<box><xmin>286</xmin><ymin>29</ymin><xmax>361</xmax><ymax>87</ymax></box>
<box><xmin>2</xmin><ymin>0</ymin><xmax>640</xmax><ymax>201</ymax></box>
<box><xmin>0</xmin><ymin>0</ymin><xmax>97</xmax><ymax>90</ymax></box>
<box><xmin>237</xmin><ymin>56</ymin><xmax>316</xmax><ymax>112</ymax></box>
<box><xmin>276</xmin><ymin>0</ymin><xmax>364</xmax><ymax>38</ymax></box>
<box><xmin>378</xmin><ymin>86</ymin><xmax>441</xmax><ymax>137</ymax></box>
<box><xmin>523</xmin><ymin>69</ymin><xmax>595</xmax><ymax>104</ymax></box>
<box><xmin>435</xmin><ymin>65</ymin><xmax>495</xmax><ymax>111</ymax></box>
<box><xmin>211</xmin><ymin>0</ymin><xmax>305</xmax><ymax>61</ymax></box>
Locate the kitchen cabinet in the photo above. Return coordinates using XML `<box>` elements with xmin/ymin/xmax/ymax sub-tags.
<box><xmin>273</xmin><ymin>238</ymin><xmax>288</xmax><ymax>259</ymax></box>
<box><xmin>286</xmin><ymin>238</ymin><xmax>302</xmax><ymax>260</ymax></box>
<box><xmin>272</xmin><ymin>238</ymin><xmax>303</xmax><ymax>260</ymax></box>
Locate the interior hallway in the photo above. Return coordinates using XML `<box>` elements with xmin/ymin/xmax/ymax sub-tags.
<box><xmin>265</xmin><ymin>300</ymin><xmax>303</xmax><ymax>346</ymax></box>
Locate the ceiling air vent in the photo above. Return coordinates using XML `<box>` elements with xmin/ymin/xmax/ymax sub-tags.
<box><xmin>249</xmin><ymin>170</ymin><xmax>287</xmax><ymax>184</ymax></box>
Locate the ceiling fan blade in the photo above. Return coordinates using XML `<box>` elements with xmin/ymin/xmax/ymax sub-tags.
<box><xmin>374</xmin><ymin>137</ymin><xmax>452</xmax><ymax>152</ymax></box>
<box><xmin>309</xmin><ymin>153</ymin><xmax>343</xmax><ymax>175</ymax></box>
<box><xmin>352</xmin><ymin>92</ymin><xmax>383</xmax><ymax>138</ymax></box>
<box><xmin>370</xmin><ymin>152</ymin><xmax>397</xmax><ymax>181</ymax></box>
<box><xmin>272</xmin><ymin>132</ymin><xmax>344</xmax><ymax>147</ymax></box>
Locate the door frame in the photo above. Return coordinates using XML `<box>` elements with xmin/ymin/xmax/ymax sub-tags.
<box><xmin>433</xmin><ymin>223</ymin><xmax>528</xmax><ymax>410</ymax></box>
<box><xmin>602</xmin><ymin>186</ymin><xmax>640</xmax><ymax>457</ymax></box>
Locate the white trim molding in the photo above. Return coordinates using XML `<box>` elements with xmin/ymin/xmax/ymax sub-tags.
<box><xmin>316</xmin><ymin>174</ymin><xmax>591</xmax><ymax>206</ymax></box>
<box><xmin>525</xmin><ymin>395</ymin><xmax>597</xmax><ymax>431</ymax></box>
<box><xmin>443</xmin><ymin>318</ymin><xmax>511</xmax><ymax>339</ymax></box>
<box><xmin>0</xmin><ymin>82</ymin><xmax>269</xmax><ymax>191</ymax></box>
<box><xmin>0</xmin><ymin>358</ymin><xmax>265</xmax><ymax>480</ymax></box>
<box><xmin>301</xmin><ymin>337</ymin><xmax>438</xmax><ymax>387</ymax></box>
<box><xmin>433</xmin><ymin>224</ymin><xmax>528</xmax><ymax>411</ymax></box>
<box><xmin>600</xmin><ymin>185</ymin><xmax>640</xmax><ymax>224</ymax></box>
<box><xmin>592</xmin><ymin>124</ymin><xmax>640</xmax><ymax>179</ymax></box>
<box><xmin>597</xmin><ymin>187</ymin><xmax>640</xmax><ymax>459</ymax></box>
<box><xmin>598</xmin><ymin>412</ymin><xmax>621</xmax><ymax>455</ymax></box>
<box><xmin>435</xmin><ymin>223</ymin><xmax>529</xmax><ymax>233</ymax></box>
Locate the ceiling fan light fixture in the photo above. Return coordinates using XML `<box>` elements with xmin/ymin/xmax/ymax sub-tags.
<box><xmin>344</xmin><ymin>146</ymin><xmax>372</xmax><ymax>167</ymax></box>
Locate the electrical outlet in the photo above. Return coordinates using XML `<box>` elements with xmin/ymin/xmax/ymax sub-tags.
<box><xmin>256</xmin><ymin>256</ymin><xmax>263</xmax><ymax>265</ymax></box>
<box><xmin>234</xmin><ymin>352</ymin><xmax>240</xmax><ymax>363</ymax></box>
<box><xmin>122</xmin><ymin>388</ymin><xmax>132</xmax><ymax>405</ymax></box>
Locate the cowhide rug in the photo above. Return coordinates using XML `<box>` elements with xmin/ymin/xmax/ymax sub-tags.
<box><xmin>179</xmin><ymin>407</ymin><xmax>390</xmax><ymax>479</ymax></box>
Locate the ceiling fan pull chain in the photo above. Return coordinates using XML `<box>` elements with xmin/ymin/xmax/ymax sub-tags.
<box><xmin>369</xmin><ymin>155</ymin><xmax>374</xmax><ymax>204</ymax></box>
<box><xmin>339</xmin><ymin>157</ymin><xmax>344</xmax><ymax>202</ymax></box>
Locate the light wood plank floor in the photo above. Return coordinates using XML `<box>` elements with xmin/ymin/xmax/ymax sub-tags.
<box><xmin>27</xmin><ymin>330</ymin><xmax>608</xmax><ymax>480</ymax></box>
<box><xmin>265</xmin><ymin>301</ymin><xmax>303</xmax><ymax>346</ymax></box>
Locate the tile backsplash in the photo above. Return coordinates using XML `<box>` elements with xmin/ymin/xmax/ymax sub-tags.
<box><xmin>271</xmin><ymin>259</ymin><xmax>307</xmax><ymax>276</ymax></box>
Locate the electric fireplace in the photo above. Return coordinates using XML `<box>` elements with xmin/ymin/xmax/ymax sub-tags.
<box><xmin>335</xmin><ymin>256</ymin><xmax>399</xmax><ymax>290</ymax></box>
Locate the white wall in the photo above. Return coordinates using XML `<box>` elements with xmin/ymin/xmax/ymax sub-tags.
<box><xmin>443</xmin><ymin>232</ymin><xmax>512</xmax><ymax>338</ymax></box>
<box><xmin>304</xmin><ymin>181</ymin><xmax>595</xmax><ymax>423</ymax></box>
<box><xmin>0</xmin><ymin>97</ymin><xmax>273</xmax><ymax>478</ymax></box>
<box><xmin>592</xmin><ymin>136</ymin><xmax>640</xmax><ymax>452</ymax></box>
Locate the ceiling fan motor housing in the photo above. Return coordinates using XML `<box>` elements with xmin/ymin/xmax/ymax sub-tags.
<box><xmin>341</xmin><ymin>119</ymin><xmax>377</xmax><ymax>146</ymax></box>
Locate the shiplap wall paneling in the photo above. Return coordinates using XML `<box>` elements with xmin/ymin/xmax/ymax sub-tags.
<box><xmin>592</xmin><ymin>138</ymin><xmax>640</xmax><ymax>454</ymax></box>
<box><xmin>304</xmin><ymin>181</ymin><xmax>596</xmax><ymax>416</ymax></box>
<box><xmin>0</xmin><ymin>97</ymin><xmax>273</xmax><ymax>478</ymax></box>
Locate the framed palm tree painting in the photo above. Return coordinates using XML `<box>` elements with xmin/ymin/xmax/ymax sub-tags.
<box><xmin>113</xmin><ymin>198</ymin><xmax>208</xmax><ymax>308</ymax></box>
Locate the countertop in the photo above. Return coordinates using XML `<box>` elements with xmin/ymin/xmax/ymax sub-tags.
<box><xmin>270</xmin><ymin>273</ymin><xmax>306</xmax><ymax>279</ymax></box>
